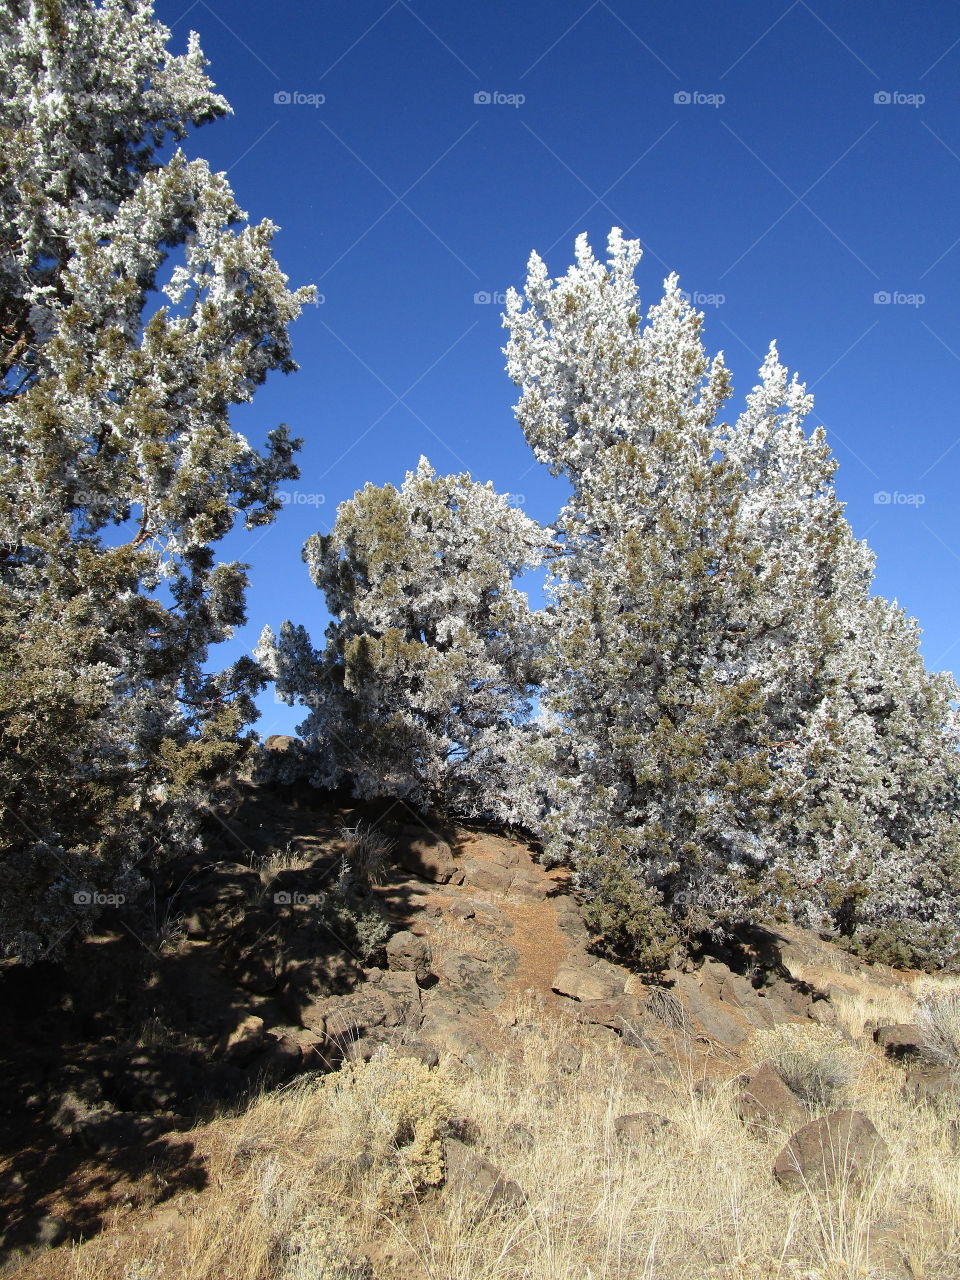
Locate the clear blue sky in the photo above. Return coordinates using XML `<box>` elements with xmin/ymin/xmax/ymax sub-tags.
<box><xmin>154</xmin><ymin>0</ymin><xmax>960</xmax><ymax>737</ymax></box>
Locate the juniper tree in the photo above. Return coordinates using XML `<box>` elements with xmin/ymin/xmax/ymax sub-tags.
<box><xmin>258</xmin><ymin>458</ymin><xmax>544</xmax><ymax>818</ymax></box>
<box><xmin>779</xmin><ymin>568</ymin><xmax>960</xmax><ymax>967</ymax></box>
<box><xmin>0</xmin><ymin>0</ymin><xmax>312</xmax><ymax>961</ymax></box>
<box><xmin>503</xmin><ymin>230</ymin><xmax>960</xmax><ymax>967</ymax></box>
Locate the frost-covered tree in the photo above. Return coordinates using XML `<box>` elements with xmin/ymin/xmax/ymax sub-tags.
<box><xmin>0</xmin><ymin>0</ymin><xmax>312</xmax><ymax>961</ymax></box>
<box><xmin>778</xmin><ymin>562</ymin><xmax>960</xmax><ymax>967</ymax></box>
<box><xmin>504</xmin><ymin>229</ymin><xmax>960</xmax><ymax>968</ymax></box>
<box><xmin>258</xmin><ymin>459</ymin><xmax>544</xmax><ymax>818</ymax></box>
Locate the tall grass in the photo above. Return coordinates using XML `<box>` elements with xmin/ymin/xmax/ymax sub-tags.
<box><xmin>57</xmin><ymin>1000</ymin><xmax>959</xmax><ymax>1280</ymax></box>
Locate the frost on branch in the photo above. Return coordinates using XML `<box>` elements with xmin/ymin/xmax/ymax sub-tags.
<box><xmin>503</xmin><ymin>229</ymin><xmax>960</xmax><ymax>969</ymax></box>
<box><xmin>259</xmin><ymin>459</ymin><xmax>546</xmax><ymax>821</ymax></box>
<box><xmin>0</xmin><ymin>0</ymin><xmax>311</xmax><ymax>962</ymax></box>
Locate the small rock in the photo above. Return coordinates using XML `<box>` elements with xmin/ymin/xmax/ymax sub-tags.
<box><xmin>614</xmin><ymin>1112</ymin><xmax>672</xmax><ymax>1145</ymax></box>
<box><xmin>773</xmin><ymin>1109</ymin><xmax>888</xmax><ymax>1192</ymax></box>
<box><xmin>442</xmin><ymin>1138</ymin><xmax>524</xmax><ymax>1213</ymax></box>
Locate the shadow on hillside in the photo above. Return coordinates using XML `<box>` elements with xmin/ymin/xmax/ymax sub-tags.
<box><xmin>0</xmin><ymin>781</ymin><xmax>427</xmax><ymax>1267</ymax></box>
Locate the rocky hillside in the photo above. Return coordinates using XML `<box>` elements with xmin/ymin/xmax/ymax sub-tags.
<box><xmin>0</xmin><ymin>773</ymin><xmax>957</xmax><ymax>1279</ymax></box>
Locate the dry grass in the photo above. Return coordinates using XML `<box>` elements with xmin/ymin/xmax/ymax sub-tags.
<box><xmin>916</xmin><ymin>989</ymin><xmax>960</xmax><ymax>1068</ymax></box>
<box><xmin>254</xmin><ymin>840</ymin><xmax>312</xmax><ymax>885</ymax></box>
<box><xmin>338</xmin><ymin>822</ymin><xmax>394</xmax><ymax>889</ymax></box>
<box><xmin>60</xmin><ymin>998</ymin><xmax>960</xmax><ymax>1280</ymax></box>
<box><xmin>750</xmin><ymin>1024</ymin><xmax>861</xmax><ymax>1112</ymax></box>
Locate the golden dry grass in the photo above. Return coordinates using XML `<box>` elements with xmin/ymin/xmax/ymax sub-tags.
<box><xmin>60</xmin><ymin>994</ymin><xmax>960</xmax><ymax>1280</ymax></box>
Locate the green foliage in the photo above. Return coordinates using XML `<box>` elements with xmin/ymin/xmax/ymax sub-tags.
<box><xmin>260</xmin><ymin>459</ymin><xmax>544</xmax><ymax>820</ymax></box>
<box><xmin>576</xmin><ymin>835</ymin><xmax>679</xmax><ymax>972</ymax></box>
<box><xmin>0</xmin><ymin>1</ymin><xmax>310</xmax><ymax>961</ymax></box>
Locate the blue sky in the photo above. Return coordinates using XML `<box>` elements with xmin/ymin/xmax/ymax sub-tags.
<box><xmin>155</xmin><ymin>0</ymin><xmax>960</xmax><ymax>737</ymax></box>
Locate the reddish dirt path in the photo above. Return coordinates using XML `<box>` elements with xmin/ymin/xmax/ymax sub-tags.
<box><xmin>454</xmin><ymin>831</ymin><xmax>575</xmax><ymax>1007</ymax></box>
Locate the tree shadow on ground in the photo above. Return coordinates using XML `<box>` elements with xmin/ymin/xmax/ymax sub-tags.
<box><xmin>0</xmin><ymin>782</ymin><xmax>426</xmax><ymax>1269</ymax></box>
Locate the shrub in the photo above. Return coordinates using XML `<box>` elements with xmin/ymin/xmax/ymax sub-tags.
<box><xmin>323</xmin><ymin>1051</ymin><xmax>455</xmax><ymax>1202</ymax></box>
<box><xmin>338</xmin><ymin>823</ymin><xmax>393</xmax><ymax>891</ymax></box>
<box><xmin>753</xmin><ymin>1024</ymin><xmax>858</xmax><ymax>1112</ymax></box>
<box><xmin>916</xmin><ymin>989</ymin><xmax>960</xmax><ymax>1067</ymax></box>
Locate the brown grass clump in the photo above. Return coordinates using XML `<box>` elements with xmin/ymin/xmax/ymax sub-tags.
<box><xmin>751</xmin><ymin>1024</ymin><xmax>861</xmax><ymax>1113</ymax></box>
<box><xmin>916</xmin><ymin>988</ymin><xmax>960</xmax><ymax>1067</ymax></box>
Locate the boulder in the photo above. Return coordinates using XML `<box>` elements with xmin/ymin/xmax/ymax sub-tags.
<box><xmin>736</xmin><ymin>1062</ymin><xmax>806</xmax><ymax>1133</ymax></box>
<box><xmin>555</xmin><ymin>1043</ymin><xmax>582</xmax><ymax>1075</ymax></box>
<box><xmin>504</xmin><ymin>1122</ymin><xmax>535</xmax><ymax>1149</ymax></box>
<box><xmin>674</xmin><ymin>974</ymin><xmax>749</xmax><ymax>1047</ymax></box>
<box><xmin>385</xmin><ymin>930</ymin><xmax>432</xmax><ymax>982</ymax></box>
<box><xmin>281</xmin><ymin>955</ymin><xmax>365</xmax><ymax>1028</ymax></box>
<box><xmin>394</xmin><ymin>1042</ymin><xmax>440</xmax><ymax>1069</ymax></box>
<box><xmin>508</xmin><ymin>870</ymin><xmax>548</xmax><ymax>901</ymax></box>
<box><xmin>873</xmin><ymin>1024</ymin><xmax>925</xmax><ymax>1061</ymax></box>
<box><xmin>773</xmin><ymin>1109</ymin><xmax>888</xmax><ymax>1192</ymax></box>
<box><xmin>553</xmin><ymin>960</ymin><xmax>625</xmax><ymax>1004</ymax></box>
<box><xmin>440</xmin><ymin>953</ymin><xmax>502</xmax><ymax>1009</ymax></box>
<box><xmin>419</xmin><ymin>1000</ymin><xmax>487</xmax><ymax>1070</ymax></box>
<box><xmin>247</xmin><ymin>1032</ymin><xmax>304</xmax><ymax>1085</ymax></box>
<box><xmin>907</xmin><ymin>1067</ymin><xmax>958</xmax><ymax>1106</ymax></box>
<box><xmin>179</xmin><ymin>861</ymin><xmax>261</xmax><ymax>935</ymax></box>
<box><xmin>396</xmin><ymin>831</ymin><xmax>458</xmax><ymax>884</ymax></box>
<box><xmin>460</xmin><ymin>858</ymin><xmax>514</xmax><ymax>894</ymax></box>
<box><xmin>219</xmin><ymin>1014</ymin><xmax>268</xmax><ymax>1064</ymax></box>
<box><xmin>340</xmin><ymin>984</ymin><xmax>420</xmax><ymax>1033</ymax></box>
<box><xmin>234</xmin><ymin>944</ymin><xmax>284</xmax><ymax>995</ymax></box>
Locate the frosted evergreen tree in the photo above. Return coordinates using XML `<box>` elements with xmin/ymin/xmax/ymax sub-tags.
<box><xmin>504</xmin><ymin>229</ymin><xmax>960</xmax><ymax>967</ymax></box>
<box><xmin>778</xmin><ymin>559</ymin><xmax>960</xmax><ymax>967</ymax></box>
<box><xmin>0</xmin><ymin>0</ymin><xmax>312</xmax><ymax>961</ymax></box>
<box><xmin>258</xmin><ymin>459</ymin><xmax>544</xmax><ymax>818</ymax></box>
